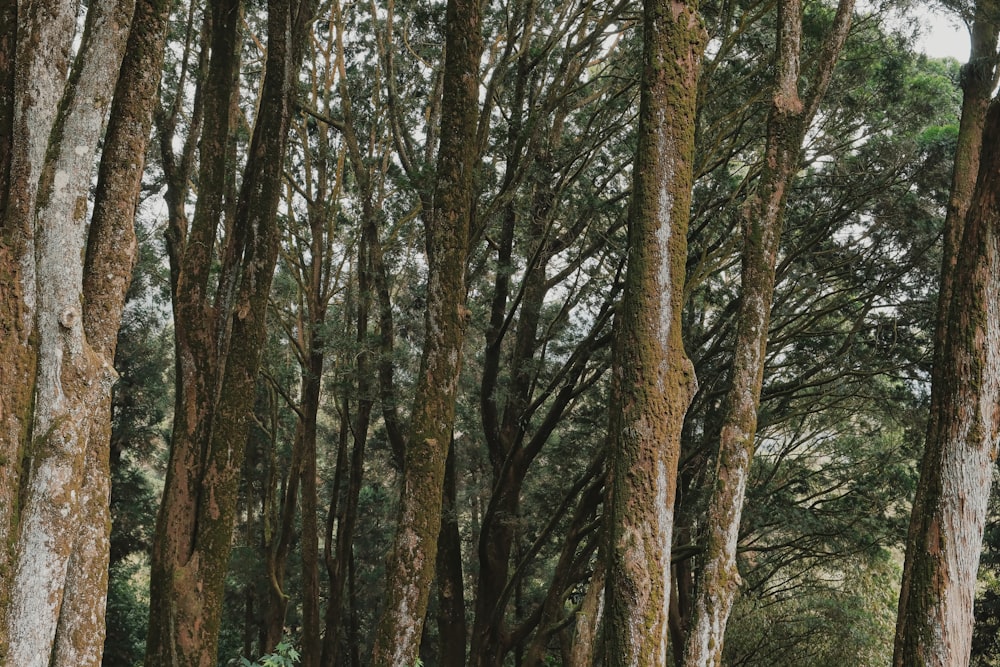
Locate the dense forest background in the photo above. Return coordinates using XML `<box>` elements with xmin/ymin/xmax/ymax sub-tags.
<box><xmin>5</xmin><ymin>0</ymin><xmax>1000</xmax><ymax>664</ymax></box>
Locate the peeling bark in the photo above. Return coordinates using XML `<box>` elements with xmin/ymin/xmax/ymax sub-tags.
<box><xmin>601</xmin><ymin>0</ymin><xmax>703</xmax><ymax>665</ymax></box>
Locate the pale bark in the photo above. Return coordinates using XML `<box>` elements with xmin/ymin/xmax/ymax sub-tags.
<box><xmin>3</xmin><ymin>0</ymin><xmax>132</xmax><ymax>662</ymax></box>
<box><xmin>0</xmin><ymin>7</ymin><xmax>75</xmax><ymax>643</ymax></box>
<box><xmin>681</xmin><ymin>0</ymin><xmax>853</xmax><ymax>663</ymax></box>
<box><xmin>893</xmin><ymin>6</ymin><xmax>1000</xmax><ymax>664</ymax></box>
<box><xmin>0</xmin><ymin>0</ymin><xmax>168</xmax><ymax>661</ymax></box>
<box><xmin>601</xmin><ymin>0</ymin><xmax>703</xmax><ymax>664</ymax></box>
<box><xmin>569</xmin><ymin>565</ymin><xmax>605</xmax><ymax>667</ymax></box>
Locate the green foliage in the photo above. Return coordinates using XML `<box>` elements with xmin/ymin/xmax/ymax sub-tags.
<box><xmin>102</xmin><ymin>560</ymin><xmax>150</xmax><ymax>667</ymax></box>
<box><xmin>238</xmin><ymin>639</ymin><xmax>301</xmax><ymax>667</ymax></box>
<box><xmin>724</xmin><ymin>553</ymin><xmax>900</xmax><ymax>666</ymax></box>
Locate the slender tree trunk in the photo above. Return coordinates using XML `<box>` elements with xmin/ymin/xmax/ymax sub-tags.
<box><xmin>601</xmin><ymin>0</ymin><xmax>703</xmax><ymax>664</ymax></box>
<box><xmin>368</xmin><ymin>0</ymin><xmax>482</xmax><ymax>661</ymax></box>
<box><xmin>145</xmin><ymin>0</ymin><xmax>317</xmax><ymax>661</ymax></box>
<box><xmin>893</xmin><ymin>7</ymin><xmax>1000</xmax><ymax>665</ymax></box>
<box><xmin>0</xmin><ymin>0</ymin><xmax>167</xmax><ymax>662</ymax></box>
<box><xmin>472</xmin><ymin>169</ymin><xmax>554</xmax><ymax>667</ymax></box>
<box><xmin>300</xmin><ymin>345</ymin><xmax>324</xmax><ymax>667</ymax></box>
<box><xmin>437</xmin><ymin>443</ymin><xmax>468</xmax><ymax>667</ymax></box>
<box><xmin>262</xmin><ymin>404</ymin><xmax>303</xmax><ymax>652</ymax></box>
<box><xmin>681</xmin><ymin>1</ymin><xmax>853</xmax><ymax>663</ymax></box>
<box><xmin>568</xmin><ymin>564</ymin><xmax>604</xmax><ymax>667</ymax></box>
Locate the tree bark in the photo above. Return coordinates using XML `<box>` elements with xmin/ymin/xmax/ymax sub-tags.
<box><xmin>893</xmin><ymin>6</ymin><xmax>1000</xmax><ymax>665</ymax></box>
<box><xmin>367</xmin><ymin>0</ymin><xmax>482</xmax><ymax>662</ymax></box>
<box><xmin>145</xmin><ymin>0</ymin><xmax>317</xmax><ymax>662</ymax></box>
<box><xmin>892</xmin><ymin>96</ymin><xmax>1000</xmax><ymax>667</ymax></box>
<box><xmin>601</xmin><ymin>0</ymin><xmax>703</xmax><ymax>664</ymax></box>
<box><xmin>0</xmin><ymin>0</ymin><xmax>167</xmax><ymax>662</ymax></box>
<box><xmin>681</xmin><ymin>1</ymin><xmax>853</xmax><ymax>663</ymax></box>
<box><xmin>437</xmin><ymin>442</ymin><xmax>468</xmax><ymax>667</ymax></box>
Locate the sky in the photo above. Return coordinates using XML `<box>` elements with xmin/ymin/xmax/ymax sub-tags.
<box><xmin>918</xmin><ymin>7</ymin><xmax>971</xmax><ymax>61</ymax></box>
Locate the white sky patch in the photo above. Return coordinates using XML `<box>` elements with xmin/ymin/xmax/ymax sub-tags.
<box><xmin>917</xmin><ymin>7</ymin><xmax>971</xmax><ymax>61</ymax></box>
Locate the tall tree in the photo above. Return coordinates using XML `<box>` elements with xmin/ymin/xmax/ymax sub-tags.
<box><xmin>145</xmin><ymin>0</ymin><xmax>317</xmax><ymax>661</ymax></box>
<box><xmin>0</xmin><ymin>0</ymin><xmax>169</xmax><ymax>661</ymax></box>
<box><xmin>894</xmin><ymin>2</ymin><xmax>1000</xmax><ymax>663</ymax></box>
<box><xmin>368</xmin><ymin>0</ymin><xmax>483</xmax><ymax>660</ymax></box>
<box><xmin>469</xmin><ymin>4</ymin><xmax>631</xmax><ymax>662</ymax></box>
<box><xmin>682</xmin><ymin>0</ymin><xmax>854</xmax><ymax>662</ymax></box>
<box><xmin>601</xmin><ymin>0</ymin><xmax>703</xmax><ymax>665</ymax></box>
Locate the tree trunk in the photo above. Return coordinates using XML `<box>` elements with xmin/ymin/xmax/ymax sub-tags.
<box><xmin>368</xmin><ymin>0</ymin><xmax>482</xmax><ymax>661</ymax></box>
<box><xmin>568</xmin><ymin>564</ymin><xmax>604</xmax><ymax>667</ymax></box>
<box><xmin>437</xmin><ymin>443</ymin><xmax>469</xmax><ymax>667</ymax></box>
<box><xmin>145</xmin><ymin>0</ymin><xmax>317</xmax><ymax>662</ymax></box>
<box><xmin>300</xmin><ymin>345</ymin><xmax>324</xmax><ymax>667</ymax></box>
<box><xmin>681</xmin><ymin>1</ymin><xmax>853</xmax><ymax>663</ymax></box>
<box><xmin>601</xmin><ymin>0</ymin><xmax>703</xmax><ymax>664</ymax></box>
<box><xmin>893</xmin><ymin>7</ymin><xmax>1000</xmax><ymax>665</ymax></box>
<box><xmin>0</xmin><ymin>0</ymin><xmax>167</xmax><ymax>662</ymax></box>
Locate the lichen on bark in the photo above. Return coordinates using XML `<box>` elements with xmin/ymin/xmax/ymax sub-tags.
<box><xmin>602</xmin><ymin>0</ymin><xmax>703</xmax><ymax>665</ymax></box>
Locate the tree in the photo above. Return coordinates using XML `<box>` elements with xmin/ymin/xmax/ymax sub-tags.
<box><xmin>894</xmin><ymin>0</ymin><xmax>1000</xmax><ymax>661</ymax></box>
<box><xmin>601</xmin><ymin>0</ymin><xmax>703</xmax><ymax>665</ymax></box>
<box><xmin>368</xmin><ymin>0</ymin><xmax>483</xmax><ymax>660</ymax></box>
<box><xmin>145</xmin><ymin>0</ymin><xmax>318</xmax><ymax>661</ymax></box>
<box><xmin>682</xmin><ymin>0</ymin><xmax>854</xmax><ymax>661</ymax></box>
<box><xmin>0</xmin><ymin>0</ymin><xmax>169</xmax><ymax>661</ymax></box>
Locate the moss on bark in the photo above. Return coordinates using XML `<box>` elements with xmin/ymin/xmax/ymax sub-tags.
<box><xmin>602</xmin><ymin>1</ymin><xmax>704</xmax><ymax>666</ymax></box>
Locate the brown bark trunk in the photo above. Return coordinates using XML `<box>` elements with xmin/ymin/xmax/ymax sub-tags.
<box><xmin>300</xmin><ymin>345</ymin><xmax>323</xmax><ymax>667</ymax></box>
<box><xmin>145</xmin><ymin>0</ymin><xmax>317</xmax><ymax>662</ymax></box>
<box><xmin>472</xmin><ymin>166</ymin><xmax>554</xmax><ymax>667</ymax></box>
<box><xmin>368</xmin><ymin>0</ymin><xmax>482</xmax><ymax>661</ymax></box>
<box><xmin>682</xmin><ymin>1</ymin><xmax>853</xmax><ymax>663</ymax></box>
<box><xmin>601</xmin><ymin>0</ymin><xmax>703</xmax><ymax>664</ymax></box>
<box><xmin>262</xmin><ymin>390</ymin><xmax>302</xmax><ymax>653</ymax></box>
<box><xmin>146</xmin><ymin>0</ymin><xmax>241</xmax><ymax>661</ymax></box>
<box><xmin>893</xmin><ymin>7</ymin><xmax>1000</xmax><ymax>665</ymax></box>
<box><xmin>568</xmin><ymin>564</ymin><xmax>605</xmax><ymax>667</ymax></box>
<box><xmin>520</xmin><ymin>469</ymin><xmax>603</xmax><ymax>667</ymax></box>
<box><xmin>892</xmin><ymin>97</ymin><xmax>1000</xmax><ymax>667</ymax></box>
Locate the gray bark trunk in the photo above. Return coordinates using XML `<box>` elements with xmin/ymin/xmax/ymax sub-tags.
<box><xmin>0</xmin><ymin>0</ymin><xmax>167</xmax><ymax>662</ymax></box>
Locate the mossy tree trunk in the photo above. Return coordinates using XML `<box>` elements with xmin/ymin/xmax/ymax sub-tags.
<box><xmin>601</xmin><ymin>0</ymin><xmax>703</xmax><ymax>664</ymax></box>
<box><xmin>893</xmin><ymin>6</ymin><xmax>1000</xmax><ymax>665</ymax></box>
<box><xmin>145</xmin><ymin>0</ymin><xmax>317</xmax><ymax>662</ymax></box>
<box><xmin>368</xmin><ymin>0</ymin><xmax>482</xmax><ymax>661</ymax></box>
<box><xmin>681</xmin><ymin>0</ymin><xmax>854</xmax><ymax>663</ymax></box>
<box><xmin>0</xmin><ymin>0</ymin><xmax>168</xmax><ymax>662</ymax></box>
